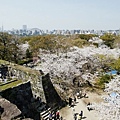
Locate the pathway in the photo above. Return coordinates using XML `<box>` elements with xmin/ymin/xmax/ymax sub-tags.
<box><xmin>60</xmin><ymin>93</ymin><xmax>101</xmax><ymax>120</ymax></box>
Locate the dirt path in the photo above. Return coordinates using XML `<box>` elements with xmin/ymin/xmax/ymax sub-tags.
<box><xmin>60</xmin><ymin>92</ymin><xmax>102</xmax><ymax>120</ymax></box>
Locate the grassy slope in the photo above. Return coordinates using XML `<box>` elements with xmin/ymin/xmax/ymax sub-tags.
<box><xmin>0</xmin><ymin>80</ymin><xmax>22</xmax><ymax>91</ymax></box>
<box><xmin>0</xmin><ymin>60</ymin><xmax>40</xmax><ymax>91</ymax></box>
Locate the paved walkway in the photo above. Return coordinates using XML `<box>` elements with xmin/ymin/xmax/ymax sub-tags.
<box><xmin>60</xmin><ymin>96</ymin><xmax>99</xmax><ymax>120</ymax></box>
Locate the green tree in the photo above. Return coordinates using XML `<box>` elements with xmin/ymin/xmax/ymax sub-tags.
<box><xmin>113</xmin><ymin>35</ymin><xmax>120</xmax><ymax>48</ymax></box>
<box><xmin>0</xmin><ymin>32</ymin><xmax>20</xmax><ymax>63</ymax></box>
<box><xmin>26</xmin><ymin>49</ymin><xmax>32</xmax><ymax>58</ymax></box>
<box><xmin>110</xmin><ymin>58</ymin><xmax>120</xmax><ymax>71</ymax></box>
<box><xmin>100</xmin><ymin>33</ymin><xmax>116</xmax><ymax>48</ymax></box>
<box><xmin>78</xmin><ymin>34</ymin><xmax>98</xmax><ymax>41</ymax></box>
<box><xmin>72</xmin><ymin>39</ymin><xmax>89</xmax><ymax>48</ymax></box>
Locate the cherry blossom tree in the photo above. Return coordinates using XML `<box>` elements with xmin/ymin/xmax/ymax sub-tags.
<box><xmin>90</xmin><ymin>76</ymin><xmax>120</xmax><ymax>120</ymax></box>
<box><xmin>35</xmin><ymin>46</ymin><xmax>120</xmax><ymax>119</ymax></box>
<box><xmin>35</xmin><ymin>46</ymin><xmax>120</xmax><ymax>81</ymax></box>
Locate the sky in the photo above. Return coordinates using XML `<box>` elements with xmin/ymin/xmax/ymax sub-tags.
<box><xmin>0</xmin><ymin>0</ymin><xmax>120</xmax><ymax>30</ymax></box>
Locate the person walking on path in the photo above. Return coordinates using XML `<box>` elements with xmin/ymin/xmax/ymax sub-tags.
<box><xmin>79</xmin><ymin>110</ymin><xmax>83</xmax><ymax>119</ymax></box>
<box><xmin>69</xmin><ymin>97</ymin><xmax>72</xmax><ymax>107</ymax></box>
<box><xmin>74</xmin><ymin>113</ymin><xmax>77</xmax><ymax>120</ymax></box>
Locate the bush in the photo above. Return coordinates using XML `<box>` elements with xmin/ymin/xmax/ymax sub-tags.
<box><xmin>95</xmin><ymin>74</ymin><xmax>113</xmax><ymax>89</ymax></box>
<box><xmin>17</xmin><ymin>59</ymin><xmax>33</xmax><ymax>65</ymax></box>
<box><xmin>79</xmin><ymin>34</ymin><xmax>98</xmax><ymax>41</ymax></box>
<box><xmin>110</xmin><ymin>58</ymin><xmax>120</xmax><ymax>71</ymax></box>
<box><xmin>72</xmin><ymin>39</ymin><xmax>89</xmax><ymax>48</ymax></box>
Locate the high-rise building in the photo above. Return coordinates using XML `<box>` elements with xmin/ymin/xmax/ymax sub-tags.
<box><xmin>23</xmin><ymin>25</ymin><xmax>27</xmax><ymax>30</ymax></box>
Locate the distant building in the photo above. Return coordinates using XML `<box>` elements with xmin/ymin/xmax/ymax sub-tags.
<box><xmin>2</xmin><ymin>25</ymin><xmax>120</xmax><ymax>36</ymax></box>
<box><xmin>23</xmin><ymin>25</ymin><xmax>27</xmax><ymax>31</ymax></box>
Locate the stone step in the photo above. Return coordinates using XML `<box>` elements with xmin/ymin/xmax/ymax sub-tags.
<box><xmin>40</xmin><ymin>108</ymin><xmax>51</xmax><ymax>116</ymax></box>
<box><xmin>40</xmin><ymin>106</ymin><xmax>58</xmax><ymax>120</ymax></box>
<box><xmin>41</xmin><ymin>108</ymin><xmax>51</xmax><ymax>119</ymax></box>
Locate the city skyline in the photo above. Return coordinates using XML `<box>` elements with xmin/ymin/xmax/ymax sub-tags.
<box><xmin>0</xmin><ymin>0</ymin><xmax>120</xmax><ymax>30</ymax></box>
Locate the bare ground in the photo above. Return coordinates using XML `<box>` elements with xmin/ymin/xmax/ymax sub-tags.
<box><xmin>60</xmin><ymin>92</ymin><xmax>103</xmax><ymax>120</ymax></box>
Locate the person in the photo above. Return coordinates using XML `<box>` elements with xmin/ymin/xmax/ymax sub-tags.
<box><xmin>48</xmin><ymin>111</ymin><xmax>52</xmax><ymax>120</ymax></box>
<box><xmin>69</xmin><ymin>97</ymin><xmax>72</xmax><ymax>107</ymax></box>
<box><xmin>87</xmin><ymin>102</ymin><xmax>91</xmax><ymax>111</ymax></box>
<box><xmin>79</xmin><ymin>91</ymin><xmax>82</xmax><ymax>98</ymax></box>
<box><xmin>52</xmin><ymin>111</ymin><xmax>56</xmax><ymax>120</ymax></box>
<box><xmin>76</xmin><ymin>92</ymin><xmax>80</xmax><ymax>99</ymax></box>
<box><xmin>79</xmin><ymin>110</ymin><xmax>83</xmax><ymax>119</ymax></box>
<box><xmin>56</xmin><ymin>110</ymin><xmax>60</xmax><ymax>119</ymax></box>
<box><xmin>77</xmin><ymin>81</ymin><xmax>80</xmax><ymax>87</ymax></box>
<box><xmin>84</xmin><ymin>93</ymin><xmax>87</xmax><ymax>98</ymax></box>
<box><xmin>74</xmin><ymin>113</ymin><xmax>77</xmax><ymax>120</ymax></box>
<box><xmin>74</xmin><ymin>96</ymin><xmax>76</xmax><ymax>104</ymax></box>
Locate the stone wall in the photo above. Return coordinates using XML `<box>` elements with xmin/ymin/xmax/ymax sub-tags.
<box><xmin>0</xmin><ymin>82</ymin><xmax>42</xmax><ymax>120</ymax></box>
<box><xmin>0</xmin><ymin>64</ymin><xmax>46</xmax><ymax>103</ymax></box>
<box><xmin>42</xmin><ymin>73</ymin><xmax>66</xmax><ymax>108</ymax></box>
<box><xmin>0</xmin><ymin>63</ymin><xmax>67</xmax><ymax>120</ymax></box>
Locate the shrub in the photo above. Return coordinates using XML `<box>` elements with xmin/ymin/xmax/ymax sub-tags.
<box><xmin>95</xmin><ymin>74</ymin><xmax>113</xmax><ymax>89</ymax></box>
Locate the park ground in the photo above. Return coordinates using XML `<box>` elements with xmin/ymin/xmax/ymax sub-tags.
<box><xmin>60</xmin><ymin>92</ymin><xmax>103</xmax><ymax>120</ymax></box>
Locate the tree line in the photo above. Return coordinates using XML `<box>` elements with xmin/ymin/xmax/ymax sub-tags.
<box><xmin>0</xmin><ymin>32</ymin><xmax>120</xmax><ymax>64</ymax></box>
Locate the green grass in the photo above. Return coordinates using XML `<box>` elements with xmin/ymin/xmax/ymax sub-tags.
<box><xmin>0</xmin><ymin>59</ymin><xmax>41</xmax><ymax>91</ymax></box>
<box><xmin>0</xmin><ymin>80</ymin><xmax>22</xmax><ymax>91</ymax></box>
<box><xmin>0</xmin><ymin>60</ymin><xmax>9</xmax><ymax>64</ymax></box>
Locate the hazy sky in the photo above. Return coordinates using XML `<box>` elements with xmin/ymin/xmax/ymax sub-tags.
<box><xmin>0</xmin><ymin>0</ymin><xmax>120</xmax><ymax>30</ymax></box>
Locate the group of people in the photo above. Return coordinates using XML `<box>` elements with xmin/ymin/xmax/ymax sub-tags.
<box><xmin>68</xmin><ymin>96</ymin><xmax>77</xmax><ymax>107</ymax></box>
<box><xmin>87</xmin><ymin>102</ymin><xmax>93</xmax><ymax>111</ymax></box>
<box><xmin>68</xmin><ymin>91</ymin><xmax>88</xmax><ymax>107</ymax></box>
<box><xmin>48</xmin><ymin>110</ymin><xmax>63</xmax><ymax>120</ymax></box>
<box><xmin>74</xmin><ymin>111</ymin><xmax>83</xmax><ymax>120</ymax></box>
<box><xmin>76</xmin><ymin>91</ymin><xmax>88</xmax><ymax>99</ymax></box>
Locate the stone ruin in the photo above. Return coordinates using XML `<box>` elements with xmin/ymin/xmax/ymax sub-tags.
<box><xmin>0</xmin><ymin>64</ymin><xmax>29</xmax><ymax>84</ymax></box>
<box><xmin>0</xmin><ymin>64</ymin><xmax>67</xmax><ymax>120</ymax></box>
